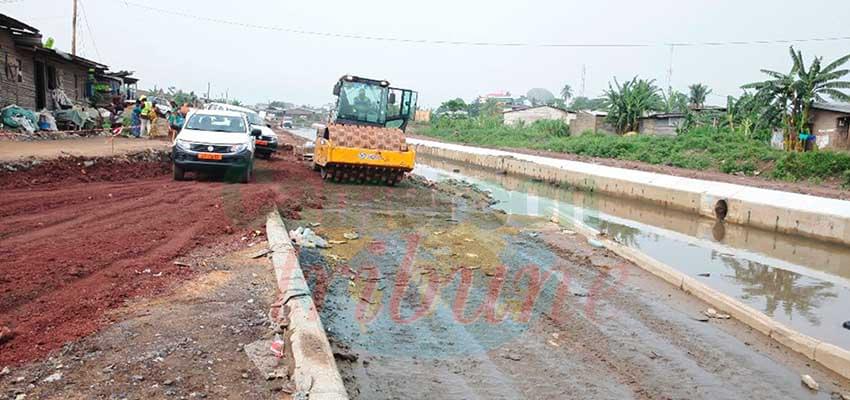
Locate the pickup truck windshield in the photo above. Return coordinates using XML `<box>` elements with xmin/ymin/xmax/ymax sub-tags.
<box><xmin>185</xmin><ymin>115</ymin><xmax>247</xmax><ymax>133</ymax></box>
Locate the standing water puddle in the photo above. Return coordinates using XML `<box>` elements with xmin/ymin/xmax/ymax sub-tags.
<box><xmin>414</xmin><ymin>156</ymin><xmax>850</xmax><ymax>350</ymax></box>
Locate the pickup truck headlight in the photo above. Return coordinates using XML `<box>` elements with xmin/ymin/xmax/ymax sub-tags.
<box><xmin>230</xmin><ymin>144</ymin><xmax>249</xmax><ymax>153</ymax></box>
<box><xmin>175</xmin><ymin>139</ymin><xmax>193</xmax><ymax>151</ymax></box>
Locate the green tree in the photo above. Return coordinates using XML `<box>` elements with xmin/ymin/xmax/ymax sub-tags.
<box><xmin>568</xmin><ymin>96</ymin><xmax>606</xmax><ymax>111</ymax></box>
<box><xmin>560</xmin><ymin>84</ymin><xmax>573</xmax><ymax>102</ymax></box>
<box><xmin>527</xmin><ymin>88</ymin><xmax>556</xmax><ymax>106</ymax></box>
<box><xmin>688</xmin><ymin>83</ymin><xmax>712</xmax><ymax>108</ymax></box>
<box><xmin>744</xmin><ymin>46</ymin><xmax>850</xmax><ymax>150</ymax></box>
<box><xmin>438</xmin><ymin>98</ymin><xmax>468</xmax><ymax>113</ymax></box>
<box><xmin>662</xmin><ymin>87</ymin><xmax>689</xmax><ymax>113</ymax></box>
<box><xmin>547</xmin><ymin>98</ymin><xmax>567</xmax><ymax>109</ymax></box>
<box><xmin>603</xmin><ymin>77</ymin><xmax>664</xmax><ymax>133</ymax></box>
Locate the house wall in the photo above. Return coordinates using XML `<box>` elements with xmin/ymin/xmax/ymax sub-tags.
<box><xmin>1</xmin><ymin>31</ymin><xmax>90</xmax><ymax>111</ymax></box>
<box><xmin>639</xmin><ymin>117</ymin><xmax>681</xmax><ymax>136</ymax></box>
<box><xmin>503</xmin><ymin>106</ymin><xmax>576</xmax><ymax>126</ymax></box>
<box><xmin>811</xmin><ymin>109</ymin><xmax>850</xmax><ymax>150</ymax></box>
<box><xmin>571</xmin><ymin>112</ymin><xmax>616</xmax><ymax>136</ymax></box>
<box><xmin>0</xmin><ymin>31</ymin><xmax>37</xmax><ymax>109</ymax></box>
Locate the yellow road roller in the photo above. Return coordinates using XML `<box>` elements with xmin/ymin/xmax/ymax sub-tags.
<box><xmin>312</xmin><ymin>75</ymin><xmax>417</xmax><ymax>185</ymax></box>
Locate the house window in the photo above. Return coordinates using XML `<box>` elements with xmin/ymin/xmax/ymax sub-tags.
<box><xmin>838</xmin><ymin>117</ymin><xmax>848</xmax><ymax>128</ymax></box>
<box><xmin>74</xmin><ymin>75</ymin><xmax>79</xmax><ymax>99</ymax></box>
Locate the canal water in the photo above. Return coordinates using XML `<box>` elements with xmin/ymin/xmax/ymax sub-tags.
<box><xmin>414</xmin><ymin>155</ymin><xmax>850</xmax><ymax>350</ymax></box>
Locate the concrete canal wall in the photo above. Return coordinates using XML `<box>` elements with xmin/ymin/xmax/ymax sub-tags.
<box><xmin>410</xmin><ymin>138</ymin><xmax>850</xmax><ymax>246</ymax></box>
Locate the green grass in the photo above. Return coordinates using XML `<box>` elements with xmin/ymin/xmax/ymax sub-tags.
<box><xmin>417</xmin><ymin>117</ymin><xmax>850</xmax><ymax>185</ymax></box>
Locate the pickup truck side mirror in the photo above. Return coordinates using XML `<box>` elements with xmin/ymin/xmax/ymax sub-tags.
<box><xmin>251</xmin><ymin>129</ymin><xmax>262</xmax><ymax>137</ymax></box>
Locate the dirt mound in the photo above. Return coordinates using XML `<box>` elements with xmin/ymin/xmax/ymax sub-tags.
<box><xmin>0</xmin><ymin>149</ymin><xmax>171</xmax><ymax>189</ymax></box>
<box><xmin>0</xmin><ymin>153</ymin><xmax>323</xmax><ymax>365</ymax></box>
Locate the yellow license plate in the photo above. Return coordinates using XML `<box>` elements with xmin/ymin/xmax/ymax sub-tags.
<box><xmin>198</xmin><ymin>152</ymin><xmax>222</xmax><ymax>160</ymax></box>
<box><xmin>255</xmin><ymin>140</ymin><xmax>268</xmax><ymax>146</ymax></box>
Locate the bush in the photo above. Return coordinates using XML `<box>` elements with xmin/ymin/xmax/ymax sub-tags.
<box><xmin>420</xmin><ymin>122</ymin><xmax>850</xmax><ymax>183</ymax></box>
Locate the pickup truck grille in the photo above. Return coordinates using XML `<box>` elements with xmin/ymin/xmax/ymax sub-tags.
<box><xmin>190</xmin><ymin>144</ymin><xmax>231</xmax><ymax>153</ymax></box>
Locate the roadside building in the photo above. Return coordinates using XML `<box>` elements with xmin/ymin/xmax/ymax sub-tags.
<box><xmin>414</xmin><ymin>108</ymin><xmax>431</xmax><ymax>122</ymax></box>
<box><xmin>571</xmin><ymin>110</ymin><xmax>616</xmax><ymax>135</ymax></box>
<box><xmin>503</xmin><ymin>105</ymin><xmax>576</xmax><ymax>126</ymax></box>
<box><xmin>810</xmin><ymin>103</ymin><xmax>850</xmax><ymax>150</ymax></box>
<box><xmin>638</xmin><ymin>112</ymin><xmax>687</xmax><ymax>136</ymax></box>
<box><xmin>0</xmin><ymin>13</ymin><xmax>134</xmax><ymax>111</ymax></box>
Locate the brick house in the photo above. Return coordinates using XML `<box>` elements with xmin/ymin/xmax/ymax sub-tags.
<box><xmin>571</xmin><ymin>111</ymin><xmax>617</xmax><ymax>135</ymax></box>
<box><xmin>0</xmin><ymin>13</ymin><xmax>107</xmax><ymax>111</ymax></box>
<box><xmin>503</xmin><ymin>105</ymin><xmax>576</xmax><ymax>126</ymax></box>
<box><xmin>810</xmin><ymin>103</ymin><xmax>850</xmax><ymax>150</ymax></box>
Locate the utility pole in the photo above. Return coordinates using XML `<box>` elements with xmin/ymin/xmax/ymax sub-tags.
<box><xmin>206</xmin><ymin>82</ymin><xmax>211</xmax><ymax>100</ymax></box>
<box><xmin>667</xmin><ymin>44</ymin><xmax>675</xmax><ymax>92</ymax></box>
<box><xmin>580</xmin><ymin>64</ymin><xmax>586</xmax><ymax>97</ymax></box>
<box><xmin>71</xmin><ymin>0</ymin><xmax>78</xmax><ymax>55</ymax></box>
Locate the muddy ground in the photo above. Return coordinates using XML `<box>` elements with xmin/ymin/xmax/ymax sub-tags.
<box><xmin>409</xmin><ymin>134</ymin><xmax>850</xmax><ymax>200</ymax></box>
<box><xmin>2</xmin><ymin>133</ymin><xmax>849</xmax><ymax>399</ymax></box>
<box><xmin>0</xmin><ymin>147</ymin><xmax>323</xmax><ymax>367</ymax></box>
<box><xmin>294</xmin><ymin>172</ymin><xmax>850</xmax><ymax>399</ymax></box>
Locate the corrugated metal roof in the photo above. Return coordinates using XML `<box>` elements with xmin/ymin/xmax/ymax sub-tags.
<box><xmin>813</xmin><ymin>102</ymin><xmax>850</xmax><ymax>114</ymax></box>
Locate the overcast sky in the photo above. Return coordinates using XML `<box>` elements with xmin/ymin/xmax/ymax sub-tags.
<box><xmin>4</xmin><ymin>0</ymin><xmax>850</xmax><ymax>108</ymax></box>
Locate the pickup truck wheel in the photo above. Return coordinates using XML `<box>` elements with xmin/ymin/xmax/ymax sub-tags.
<box><xmin>240</xmin><ymin>163</ymin><xmax>252</xmax><ymax>184</ymax></box>
<box><xmin>173</xmin><ymin>164</ymin><xmax>185</xmax><ymax>181</ymax></box>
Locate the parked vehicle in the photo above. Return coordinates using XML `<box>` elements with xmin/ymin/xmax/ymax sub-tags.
<box><xmin>172</xmin><ymin>109</ymin><xmax>258</xmax><ymax>183</ymax></box>
<box><xmin>206</xmin><ymin>103</ymin><xmax>278</xmax><ymax>159</ymax></box>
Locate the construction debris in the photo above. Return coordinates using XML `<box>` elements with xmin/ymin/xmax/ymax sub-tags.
<box><xmin>289</xmin><ymin>227</ymin><xmax>330</xmax><ymax>248</ymax></box>
<box><xmin>801</xmin><ymin>374</ymin><xmax>819</xmax><ymax>391</ymax></box>
<box><xmin>704</xmin><ymin>308</ymin><xmax>731</xmax><ymax>319</ymax></box>
<box><xmin>343</xmin><ymin>232</ymin><xmax>360</xmax><ymax>240</ymax></box>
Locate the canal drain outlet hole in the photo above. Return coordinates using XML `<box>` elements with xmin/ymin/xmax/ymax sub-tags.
<box><xmin>714</xmin><ymin>200</ymin><xmax>728</xmax><ymax>221</ymax></box>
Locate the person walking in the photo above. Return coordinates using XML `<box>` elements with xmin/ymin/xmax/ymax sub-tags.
<box><xmin>139</xmin><ymin>96</ymin><xmax>153</xmax><ymax>137</ymax></box>
<box><xmin>131</xmin><ymin>100</ymin><xmax>142</xmax><ymax>138</ymax></box>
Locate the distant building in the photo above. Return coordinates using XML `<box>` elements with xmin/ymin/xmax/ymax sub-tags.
<box><xmin>810</xmin><ymin>103</ymin><xmax>850</xmax><ymax>150</ymax></box>
<box><xmin>639</xmin><ymin>107</ymin><xmax>726</xmax><ymax>136</ymax></box>
<box><xmin>503</xmin><ymin>105</ymin><xmax>576</xmax><ymax>126</ymax></box>
<box><xmin>571</xmin><ymin>111</ymin><xmax>616</xmax><ymax>135</ymax></box>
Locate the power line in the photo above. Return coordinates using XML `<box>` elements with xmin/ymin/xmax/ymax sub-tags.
<box><xmin>116</xmin><ymin>0</ymin><xmax>850</xmax><ymax>49</ymax></box>
<box><xmin>78</xmin><ymin>0</ymin><xmax>102</xmax><ymax>60</ymax></box>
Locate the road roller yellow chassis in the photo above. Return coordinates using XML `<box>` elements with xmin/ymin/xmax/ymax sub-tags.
<box><xmin>314</xmin><ymin>139</ymin><xmax>415</xmax><ymax>185</ymax></box>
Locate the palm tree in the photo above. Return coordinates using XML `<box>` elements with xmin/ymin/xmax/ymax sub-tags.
<box><xmin>744</xmin><ymin>46</ymin><xmax>850</xmax><ymax>150</ymax></box>
<box><xmin>603</xmin><ymin>77</ymin><xmax>664</xmax><ymax>133</ymax></box>
<box><xmin>560</xmin><ymin>84</ymin><xmax>573</xmax><ymax>102</ymax></box>
<box><xmin>688</xmin><ymin>83</ymin><xmax>712</xmax><ymax>108</ymax></box>
<box><xmin>662</xmin><ymin>87</ymin><xmax>689</xmax><ymax>113</ymax></box>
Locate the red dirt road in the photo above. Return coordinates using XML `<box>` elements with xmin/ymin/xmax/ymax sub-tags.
<box><xmin>0</xmin><ymin>152</ymin><xmax>323</xmax><ymax>365</ymax></box>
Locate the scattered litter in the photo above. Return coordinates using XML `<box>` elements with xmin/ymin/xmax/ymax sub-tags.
<box><xmin>289</xmin><ymin>227</ymin><xmax>330</xmax><ymax>248</ymax></box>
<box><xmin>432</xmin><ymin>231</ymin><xmax>445</xmax><ymax>236</ymax></box>
<box><xmin>343</xmin><ymin>232</ymin><xmax>360</xmax><ymax>240</ymax></box>
<box><xmin>693</xmin><ymin>315</ymin><xmax>710</xmax><ymax>323</ymax></box>
<box><xmin>465</xmin><ymin>265</ymin><xmax>480</xmax><ymax>270</ymax></box>
<box><xmin>328</xmin><ymin>240</ymin><xmax>347</xmax><ymax>245</ymax></box>
<box><xmin>502</xmin><ymin>353</ymin><xmax>521</xmax><ymax>361</ymax></box>
<box><xmin>249</xmin><ymin>249</ymin><xmax>273</xmax><ymax>259</ymax></box>
<box><xmin>15</xmin><ymin>394</ymin><xmax>25</xmax><ymax>400</ymax></box>
<box><xmin>561</xmin><ymin>229</ymin><xmax>576</xmax><ymax>235</ymax></box>
<box><xmin>270</xmin><ymin>334</ymin><xmax>285</xmax><ymax>358</ymax></box>
<box><xmin>527</xmin><ymin>232</ymin><xmax>539</xmax><ymax>238</ymax></box>
<box><xmin>173</xmin><ymin>261</ymin><xmax>191</xmax><ymax>267</ymax></box>
<box><xmin>573</xmin><ymin>292</ymin><xmax>589</xmax><ymax>297</ymax></box>
<box><xmin>801</xmin><ymin>374</ymin><xmax>819</xmax><ymax>391</ymax></box>
<box><xmin>704</xmin><ymin>308</ymin><xmax>731</xmax><ymax>319</ymax></box>
<box><xmin>309</xmin><ymin>222</ymin><xmax>321</xmax><ymax>227</ymax></box>
<box><xmin>0</xmin><ymin>366</ymin><xmax>9</xmax><ymax>376</ymax></box>
<box><xmin>465</xmin><ymin>253</ymin><xmax>479</xmax><ymax>259</ymax></box>
<box><xmin>547</xmin><ymin>340</ymin><xmax>560</xmax><ymax>347</ymax></box>
<box><xmin>549</xmin><ymin>215</ymin><xmax>559</xmax><ymax>224</ymax></box>
<box><xmin>588</xmin><ymin>239</ymin><xmax>604</xmax><ymax>248</ymax></box>
<box><xmin>42</xmin><ymin>372</ymin><xmax>63</xmax><ymax>383</ymax></box>
<box><xmin>697</xmin><ymin>273</ymin><xmax>711</xmax><ymax>277</ymax></box>
<box><xmin>152</xmin><ymin>272</ymin><xmax>163</xmax><ymax>277</ymax></box>
<box><xmin>463</xmin><ymin>238</ymin><xmax>473</xmax><ymax>242</ymax></box>
<box><xmin>552</xmin><ymin>333</ymin><xmax>559</xmax><ymax>339</ymax></box>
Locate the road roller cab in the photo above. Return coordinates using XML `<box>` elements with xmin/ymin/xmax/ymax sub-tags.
<box><xmin>313</xmin><ymin>75</ymin><xmax>417</xmax><ymax>185</ymax></box>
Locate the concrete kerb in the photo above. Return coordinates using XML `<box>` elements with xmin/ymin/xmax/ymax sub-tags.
<box><xmin>266</xmin><ymin>210</ymin><xmax>349</xmax><ymax>400</ymax></box>
<box><xmin>553</xmin><ymin>208</ymin><xmax>850</xmax><ymax>381</ymax></box>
